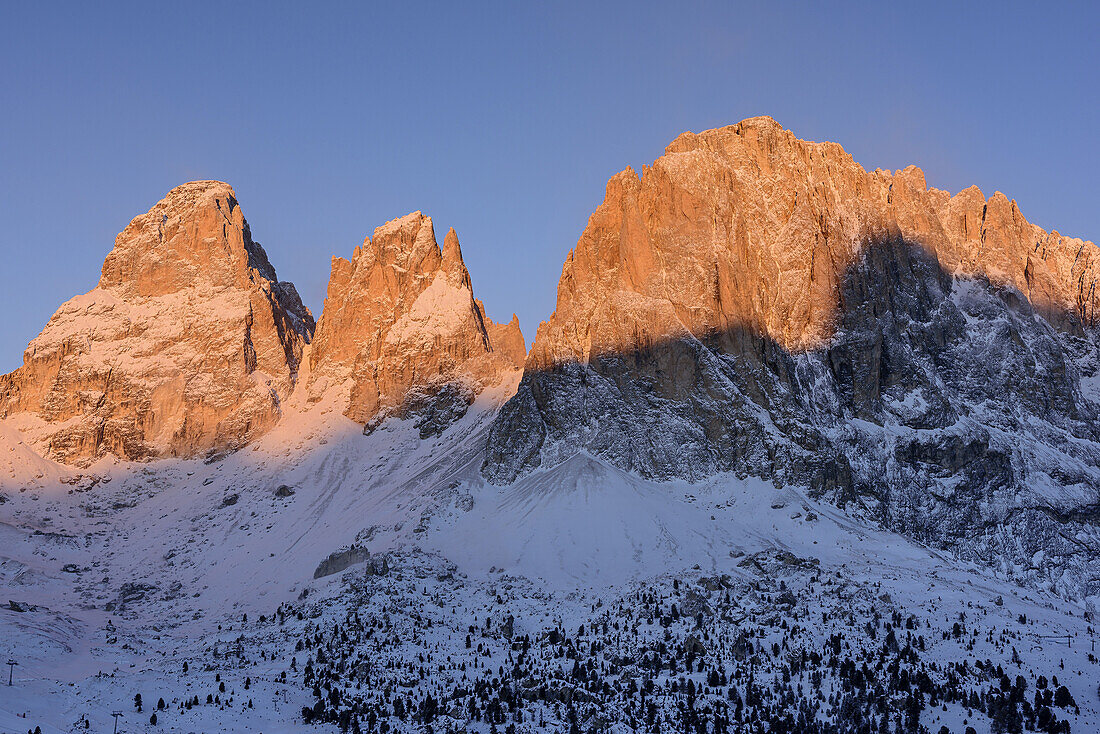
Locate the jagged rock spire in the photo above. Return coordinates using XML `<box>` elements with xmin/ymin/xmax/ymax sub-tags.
<box><xmin>308</xmin><ymin>212</ymin><xmax>524</xmax><ymax>425</ymax></box>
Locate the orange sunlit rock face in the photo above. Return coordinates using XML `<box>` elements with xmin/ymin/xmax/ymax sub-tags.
<box><xmin>0</xmin><ymin>181</ymin><xmax>314</xmax><ymax>464</ymax></box>
<box><xmin>528</xmin><ymin>117</ymin><xmax>1100</xmax><ymax>370</ymax></box>
<box><xmin>308</xmin><ymin>212</ymin><xmax>524</xmax><ymax>424</ymax></box>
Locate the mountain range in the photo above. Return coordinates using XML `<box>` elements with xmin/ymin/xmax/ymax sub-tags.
<box><xmin>1</xmin><ymin>117</ymin><xmax>1098</xmax><ymax>734</ymax></box>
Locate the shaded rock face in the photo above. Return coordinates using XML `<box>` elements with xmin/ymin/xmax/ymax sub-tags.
<box><xmin>309</xmin><ymin>212</ymin><xmax>523</xmax><ymax>425</ymax></box>
<box><xmin>314</xmin><ymin>545</ymin><xmax>371</xmax><ymax>579</ymax></box>
<box><xmin>385</xmin><ymin>382</ymin><xmax>476</xmax><ymax>440</ymax></box>
<box><xmin>0</xmin><ymin>181</ymin><xmax>314</xmax><ymax>464</ymax></box>
<box><xmin>485</xmin><ymin>118</ymin><xmax>1100</xmax><ymax>601</ymax></box>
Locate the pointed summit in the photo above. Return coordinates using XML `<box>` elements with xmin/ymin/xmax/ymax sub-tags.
<box><xmin>99</xmin><ymin>181</ymin><xmax>278</xmax><ymax>295</ymax></box>
<box><xmin>441</xmin><ymin>227</ymin><xmax>472</xmax><ymax>286</ymax></box>
<box><xmin>442</xmin><ymin>227</ymin><xmax>463</xmax><ymax>266</ymax></box>
<box><xmin>0</xmin><ymin>182</ymin><xmax>314</xmax><ymax>464</ymax></box>
<box><xmin>309</xmin><ymin>214</ymin><xmax>523</xmax><ymax>426</ymax></box>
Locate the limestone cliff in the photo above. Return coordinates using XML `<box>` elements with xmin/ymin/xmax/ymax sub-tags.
<box><xmin>0</xmin><ymin>181</ymin><xmax>314</xmax><ymax>464</ymax></box>
<box><xmin>485</xmin><ymin>117</ymin><xmax>1100</xmax><ymax>601</ymax></box>
<box><xmin>526</xmin><ymin>116</ymin><xmax>1099</xmax><ymax>371</ymax></box>
<box><xmin>308</xmin><ymin>213</ymin><xmax>523</xmax><ymax>428</ymax></box>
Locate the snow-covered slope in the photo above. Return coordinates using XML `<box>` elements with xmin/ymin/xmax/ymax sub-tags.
<box><xmin>2</xmin><ymin>377</ymin><xmax>1098</xmax><ymax>732</ymax></box>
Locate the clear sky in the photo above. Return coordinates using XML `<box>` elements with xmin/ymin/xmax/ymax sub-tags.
<box><xmin>1</xmin><ymin>1</ymin><xmax>1097</xmax><ymax>372</ymax></box>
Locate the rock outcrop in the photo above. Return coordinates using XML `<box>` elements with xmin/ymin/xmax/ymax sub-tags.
<box><xmin>485</xmin><ymin>117</ymin><xmax>1100</xmax><ymax>601</ymax></box>
<box><xmin>313</xmin><ymin>545</ymin><xmax>371</xmax><ymax>579</ymax></box>
<box><xmin>0</xmin><ymin>181</ymin><xmax>314</xmax><ymax>464</ymax></box>
<box><xmin>308</xmin><ymin>212</ymin><xmax>523</xmax><ymax>426</ymax></box>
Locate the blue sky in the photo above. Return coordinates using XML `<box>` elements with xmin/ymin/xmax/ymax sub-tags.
<box><xmin>1</xmin><ymin>1</ymin><xmax>1096</xmax><ymax>371</ymax></box>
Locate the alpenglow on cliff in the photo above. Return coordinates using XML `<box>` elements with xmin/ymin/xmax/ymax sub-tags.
<box><xmin>1</xmin><ymin>118</ymin><xmax>1098</xmax><ymax>603</ymax></box>
<box><xmin>484</xmin><ymin>116</ymin><xmax>1100</xmax><ymax>600</ymax></box>
<box><xmin>306</xmin><ymin>211</ymin><xmax>524</xmax><ymax>435</ymax></box>
<box><xmin>0</xmin><ymin>182</ymin><xmax>315</xmax><ymax>464</ymax></box>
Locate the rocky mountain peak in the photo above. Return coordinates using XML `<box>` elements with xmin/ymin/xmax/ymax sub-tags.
<box><xmin>100</xmin><ymin>181</ymin><xmax>275</xmax><ymax>296</ymax></box>
<box><xmin>485</xmin><ymin>118</ymin><xmax>1100</xmax><ymax>601</ymax></box>
<box><xmin>0</xmin><ymin>182</ymin><xmax>314</xmax><ymax>464</ymax></box>
<box><xmin>525</xmin><ymin>118</ymin><xmax>1099</xmax><ymax>372</ymax></box>
<box><xmin>308</xmin><ymin>213</ymin><xmax>523</xmax><ymax>427</ymax></box>
<box><xmin>441</xmin><ymin>227</ymin><xmax>468</xmax><ymax>280</ymax></box>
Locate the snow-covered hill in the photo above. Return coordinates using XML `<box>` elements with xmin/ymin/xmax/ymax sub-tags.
<box><xmin>2</xmin><ymin>377</ymin><xmax>1098</xmax><ymax>733</ymax></box>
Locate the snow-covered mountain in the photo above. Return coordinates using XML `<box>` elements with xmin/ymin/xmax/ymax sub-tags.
<box><xmin>0</xmin><ymin>181</ymin><xmax>314</xmax><ymax>464</ymax></box>
<box><xmin>307</xmin><ymin>211</ymin><xmax>525</xmax><ymax>429</ymax></box>
<box><xmin>486</xmin><ymin>117</ymin><xmax>1100</xmax><ymax>604</ymax></box>
<box><xmin>1</xmin><ymin>119</ymin><xmax>1099</xmax><ymax>734</ymax></box>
